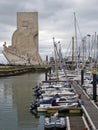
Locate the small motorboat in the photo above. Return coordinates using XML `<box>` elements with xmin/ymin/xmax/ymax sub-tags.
<box><xmin>37</xmin><ymin>101</ymin><xmax>78</xmax><ymax>112</ymax></box>
<box><xmin>44</xmin><ymin>112</ymin><xmax>66</xmax><ymax>129</ymax></box>
<box><xmin>41</xmin><ymin>90</ymin><xmax>76</xmax><ymax>97</ymax></box>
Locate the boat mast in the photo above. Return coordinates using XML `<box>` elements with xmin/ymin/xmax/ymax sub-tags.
<box><xmin>82</xmin><ymin>37</ymin><xmax>86</xmax><ymax>68</ymax></box>
<box><xmin>74</xmin><ymin>12</ymin><xmax>78</xmax><ymax>70</ymax></box>
<box><xmin>72</xmin><ymin>37</ymin><xmax>74</xmax><ymax>69</ymax></box>
<box><xmin>94</xmin><ymin>32</ymin><xmax>97</xmax><ymax>68</ymax></box>
<box><xmin>97</xmin><ymin>35</ymin><xmax>98</xmax><ymax>71</ymax></box>
<box><xmin>53</xmin><ymin>37</ymin><xmax>59</xmax><ymax>80</ymax></box>
<box><xmin>59</xmin><ymin>42</ymin><xmax>62</xmax><ymax>69</ymax></box>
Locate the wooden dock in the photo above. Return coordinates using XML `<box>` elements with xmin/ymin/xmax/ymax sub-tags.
<box><xmin>67</xmin><ymin>116</ymin><xmax>85</xmax><ymax>130</ymax></box>
<box><xmin>39</xmin><ymin>78</ymin><xmax>98</xmax><ymax>129</ymax></box>
<box><xmin>72</xmin><ymin>81</ymin><xmax>98</xmax><ymax>130</ymax></box>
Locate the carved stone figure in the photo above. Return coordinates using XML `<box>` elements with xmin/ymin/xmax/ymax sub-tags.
<box><xmin>3</xmin><ymin>12</ymin><xmax>42</xmax><ymax>65</ymax></box>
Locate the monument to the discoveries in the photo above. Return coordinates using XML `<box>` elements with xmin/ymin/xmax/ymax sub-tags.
<box><xmin>3</xmin><ymin>12</ymin><xmax>42</xmax><ymax>65</ymax></box>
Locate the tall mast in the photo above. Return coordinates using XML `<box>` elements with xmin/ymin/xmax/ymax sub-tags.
<box><xmin>97</xmin><ymin>35</ymin><xmax>98</xmax><ymax>71</ymax></box>
<box><xmin>53</xmin><ymin>37</ymin><xmax>58</xmax><ymax>80</ymax></box>
<box><xmin>94</xmin><ymin>32</ymin><xmax>96</xmax><ymax>68</ymax></box>
<box><xmin>82</xmin><ymin>37</ymin><xmax>85</xmax><ymax>68</ymax></box>
<box><xmin>59</xmin><ymin>42</ymin><xmax>62</xmax><ymax>69</ymax></box>
<box><xmin>72</xmin><ymin>37</ymin><xmax>74</xmax><ymax>69</ymax></box>
<box><xmin>74</xmin><ymin>12</ymin><xmax>78</xmax><ymax>70</ymax></box>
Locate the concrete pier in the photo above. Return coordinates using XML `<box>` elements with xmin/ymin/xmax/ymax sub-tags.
<box><xmin>0</xmin><ymin>65</ymin><xmax>51</xmax><ymax>76</ymax></box>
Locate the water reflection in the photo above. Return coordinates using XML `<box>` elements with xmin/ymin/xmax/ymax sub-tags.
<box><xmin>0</xmin><ymin>73</ymin><xmax>45</xmax><ymax>130</ymax></box>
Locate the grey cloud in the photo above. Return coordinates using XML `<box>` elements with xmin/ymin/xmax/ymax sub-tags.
<box><xmin>0</xmin><ymin>0</ymin><xmax>98</xmax><ymax>62</ymax></box>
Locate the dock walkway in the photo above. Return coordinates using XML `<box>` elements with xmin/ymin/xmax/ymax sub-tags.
<box><xmin>68</xmin><ymin>116</ymin><xmax>85</xmax><ymax>130</ymax></box>
<box><xmin>72</xmin><ymin>81</ymin><xmax>98</xmax><ymax>130</ymax></box>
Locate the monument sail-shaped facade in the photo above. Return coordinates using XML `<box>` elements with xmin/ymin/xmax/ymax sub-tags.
<box><xmin>3</xmin><ymin>12</ymin><xmax>42</xmax><ymax>65</ymax></box>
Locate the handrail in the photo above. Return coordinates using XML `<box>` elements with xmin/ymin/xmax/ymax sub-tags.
<box><xmin>82</xmin><ymin>105</ymin><xmax>96</xmax><ymax>130</ymax></box>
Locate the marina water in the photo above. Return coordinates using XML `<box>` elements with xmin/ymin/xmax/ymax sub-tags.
<box><xmin>0</xmin><ymin>72</ymin><xmax>45</xmax><ymax>130</ymax></box>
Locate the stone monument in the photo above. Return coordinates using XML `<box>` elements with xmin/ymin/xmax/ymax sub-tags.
<box><xmin>3</xmin><ymin>12</ymin><xmax>42</xmax><ymax>65</ymax></box>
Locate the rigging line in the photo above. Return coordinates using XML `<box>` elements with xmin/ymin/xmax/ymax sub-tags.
<box><xmin>93</xmin><ymin>33</ymin><xmax>96</xmax><ymax>59</ymax></box>
<box><xmin>53</xmin><ymin>39</ymin><xmax>60</xmax><ymax>58</ymax></box>
<box><xmin>65</xmin><ymin>41</ymin><xmax>71</xmax><ymax>57</ymax></box>
<box><xmin>76</xmin><ymin>18</ymin><xmax>83</xmax><ymax>40</ymax></box>
<box><xmin>91</xmin><ymin>35</ymin><xmax>94</xmax><ymax>58</ymax></box>
<box><xmin>91</xmin><ymin>35</ymin><xmax>97</xmax><ymax>59</ymax></box>
<box><xmin>55</xmin><ymin>43</ymin><xmax>60</xmax><ymax>58</ymax></box>
<box><xmin>74</xmin><ymin>13</ymin><xmax>83</xmax><ymax>49</ymax></box>
<box><xmin>64</xmin><ymin>43</ymin><xmax>69</xmax><ymax>57</ymax></box>
<box><xmin>74</xmin><ymin>12</ymin><xmax>83</xmax><ymax>40</ymax></box>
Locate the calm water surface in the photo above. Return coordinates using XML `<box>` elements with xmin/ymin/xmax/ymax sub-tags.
<box><xmin>0</xmin><ymin>73</ymin><xmax>45</xmax><ymax>130</ymax></box>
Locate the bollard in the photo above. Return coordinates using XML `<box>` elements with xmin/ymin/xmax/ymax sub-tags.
<box><xmin>81</xmin><ymin>68</ymin><xmax>84</xmax><ymax>86</ymax></box>
<box><xmin>49</xmin><ymin>67</ymin><xmax>51</xmax><ymax>75</ymax></box>
<box><xmin>84</xmin><ymin>126</ymin><xmax>88</xmax><ymax>130</ymax></box>
<box><xmin>45</xmin><ymin>68</ymin><xmax>48</xmax><ymax>81</ymax></box>
<box><xmin>92</xmin><ymin>69</ymin><xmax>97</xmax><ymax>102</ymax></box>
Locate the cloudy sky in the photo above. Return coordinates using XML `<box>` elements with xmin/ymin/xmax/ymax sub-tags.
<box><xmin>0</xmin><ymin>0</ymin><xmax>98</xmax><ymax>63</ymax></box>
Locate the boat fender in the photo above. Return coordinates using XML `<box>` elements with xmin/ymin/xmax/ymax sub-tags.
<box><xmin>31</xmin><ymin>100</ymin><xmax>40</xmax><ymax>110</ymax></box>
<box><xmin>30</xmin><ymin>103</ymin><xmax>36</xmax><ymax>110</ymax></box>
<box><xmin>34</xmin><ymin>88</ymin><xmax>40</xmax><ymax>93</ymax></box>
<box><xmin>78</xmin><ymin>93</ymin><xmax>82</xmax><ymax>99</ymax></box>
<box><xmin>35</xmin><ymin>92</ymin><xmax>42</xmax><ymax>98</ymax></box>
<box><xmin>84</xmin><ymin>126</ymin><xmax>88</xmax><ymax>130</ymax></box>
<box><xmin>37</xmin><ymin>95</ymin><xmax>43</xmax><ymax>99</ymax></box>
<box><xmin>79</xmin><ymin>100</ymin><xmax>84</xmax><ymax>105</ymax></box>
